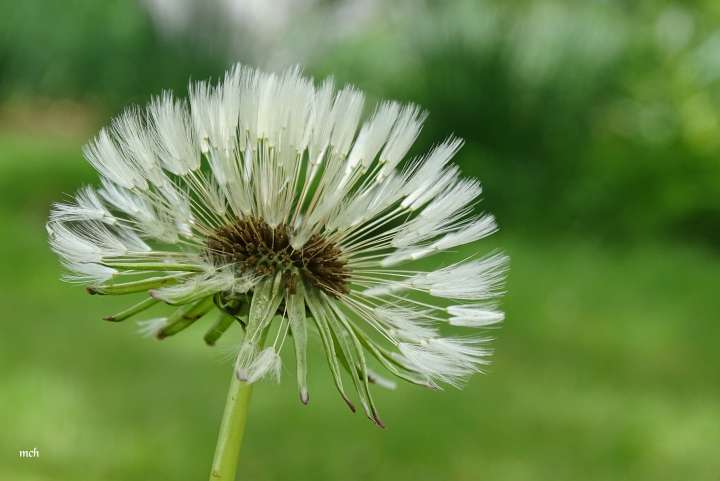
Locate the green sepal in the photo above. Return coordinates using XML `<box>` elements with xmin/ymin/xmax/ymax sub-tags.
<box><xmin>325</xmin><ymin>298</ymin><xmax>384</xmax><ymax>427</ymax></box>
<box><xmin>286</xmin><ymin>276</ymin><xmax>309</xmax><ymax>404</ymax></box>
<box><xmin>305</xmin><ymin>290</ymin><xmax>356</xmax><ymax>413</ymax></box>
<box><xmin>103</xmin><ymin>297</ymin><xmax>159</xmax><ymax>322</ymax></box>
<box><xmin>101</xmin><ymin>262</ymin><xmax>206</xmax><ymax>273</ymax></box>
<box><xmin>213</xmin><ymin>293</ymin><xmax>249</xmax><ymax>325</ymax></box>
<box><xmin>150</xmin><ymin>288</ymin><xmax>210</xmax><ymax>307</ymax></box>
<box><xmin>88</xmin><ymin>273</ymin><xmax>190</xmax><ymax>295</ymax></box>
<box><xmin>244</xmin><ymin>275</ymin><xmax>283</xmax><ymax>345</ymax></box>
<box><xmin>234</xmin><ymin>275</ymin><xmax>284</xmax><ymax>380</ymax></box>
<box><xmin>157</xmin><ymin>296</ymin><xmax>214</xmax><ymax>339</ymax></box>
<box><xmin>204</xmin><ymin>312</ymin><xmax>238</xmax><ymax>346</ymax></box>
<box><xmin>151</xmin><ymin>278</ymin><xmax>237</xmax><ymax>307</ymax></box>
<box><xmin>328</xmin><ymin>323</ymin><xmax>370</xmax><ymax>416</ymax></box>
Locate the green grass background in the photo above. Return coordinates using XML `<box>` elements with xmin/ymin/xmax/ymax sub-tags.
<box><xmin>1</xmin><ymin>133</ymin><xmax>718</xmax><ymax>481</ymax></box>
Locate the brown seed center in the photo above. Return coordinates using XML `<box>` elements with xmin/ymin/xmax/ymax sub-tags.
<box><xmin>205</xmin><ymin>216</ymin><xmax>349</xmax><ymax>296</ymax></box>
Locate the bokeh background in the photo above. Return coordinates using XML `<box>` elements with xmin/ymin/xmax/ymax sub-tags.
<box><xmin>2</xmin><ymin>1</ymin><xmax>719</xmax><ymax>480</ymax></box>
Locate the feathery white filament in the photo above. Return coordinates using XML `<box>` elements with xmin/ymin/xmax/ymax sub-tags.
<box><xmin>447</xmin><ymin>304</ymin><xmax>505</xmax><ymax>327</ymax></box>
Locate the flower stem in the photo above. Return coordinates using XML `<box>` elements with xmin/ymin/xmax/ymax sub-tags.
<box><xmin>209</xmin><ymin>372</ymin><xmax>253</xmax><ymax>481</ymax></box>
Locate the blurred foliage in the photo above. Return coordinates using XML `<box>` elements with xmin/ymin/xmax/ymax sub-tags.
<box><xmin>0</xmin><ymin>0</ymin><xmax>224</xmax><ymax>106</ymax></box>
<box><xmin>316</xmin><ymin>1</ymin><xmax>720</xmax><ymax>243</ymax></box>
<box><xmin>1</xmin><ymin>0</ymin><xmax>718</xmax><ymax>244</ymax></box>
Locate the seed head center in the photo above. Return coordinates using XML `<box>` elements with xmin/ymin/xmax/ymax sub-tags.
<box><xmin>205</xmin><ymin>217</ymin><xmax>349</xmax><ymax>296</ymax></box>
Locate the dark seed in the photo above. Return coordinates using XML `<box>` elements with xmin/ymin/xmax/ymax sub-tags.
<box><xmin>205</xmin><ymin>216</ymin><xmax>349</xmax><ymax>296</ymax></box>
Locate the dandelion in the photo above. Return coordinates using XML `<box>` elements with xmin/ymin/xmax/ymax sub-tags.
<box><xmin>47</xmin><ymin>64</ymin><xmax>508</xmax><ymax>480</ymax></box>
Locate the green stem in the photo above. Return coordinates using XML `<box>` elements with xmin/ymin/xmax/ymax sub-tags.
<box><xmin>209</xmin><ymin>372</ymin><xmax>253</xmax><ymax>481</ymax></box>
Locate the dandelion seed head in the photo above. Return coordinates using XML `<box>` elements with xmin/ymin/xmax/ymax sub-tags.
<box><xmin>47</xmin><ymin>64</ymin><xmax>508</xmax><ymax>426</ymax></box>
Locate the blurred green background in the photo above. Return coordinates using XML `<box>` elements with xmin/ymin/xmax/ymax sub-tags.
<box><xmin>1</xmin><ymin>1</ymin><xmax>718</xmax><ymax>480</ymax></box>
